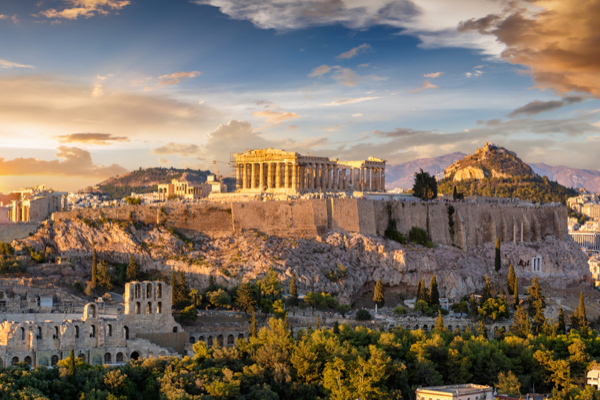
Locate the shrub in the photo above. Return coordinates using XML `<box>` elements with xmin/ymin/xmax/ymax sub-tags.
<box><xmin>384</xmin><ymin>221</ymin><xmax>407</xmax><ymax>244</ymax></box>
<box><xmin>0</xmin><ymin>242</ymin><xmax>14</xmax><ymax>256</ymax></box>
<box><xmin>355</xmin><ymin>309</ymin><xmax>372</xmax><ymax>321</ymax></box>
<box><xmin>208</xmin><ymin>289</ymin><xmax>231</xmax><ymax>308</ymax></box>
<box><xmin>73</xmin><ymin>281</ymin><xmax>84</xmax><ymax>293</ymax></box>
<box><xmin>179</xmin><ymin>305</ymin><xmax>198</xmax><ymax>323</ymax></box>
<box><xmin>409</xmin><ymin>227</ymin><xmax>432</xmax><ymax>247</ymax></box>
<box><xmin>393</xmin><ymin>306</ymin><xmax>407</xmax><ymax>315</ymax></box>
<box><xmin>324</xmin><ymin>264</ymin><xmax>347</xmax><ymax>282</ymax></box>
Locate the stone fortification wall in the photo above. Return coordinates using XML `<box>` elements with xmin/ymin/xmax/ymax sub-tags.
<box><xmin>0</xmin><ymin>222</ymin><xmax>41</xmax><ymax>243</ymax></box>
<box><xmin>52</xmin><ymin>199</ymin><xmax>568</xmax><ymax>248</ymax></box>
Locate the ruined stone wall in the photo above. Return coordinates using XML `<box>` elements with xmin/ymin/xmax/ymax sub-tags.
<box><xmin>52</xmin><ymin>199</ymin><xmax>569</xmax><ymax>248</ymax></box>
<box><xmin>0</xmin><ymin>222</ymin><xmax>40</xmax><ymax>243</ymax></box>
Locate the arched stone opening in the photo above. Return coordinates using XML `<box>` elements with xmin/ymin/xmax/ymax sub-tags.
<box><xmin>217</xmin><ymin>335</ymin><xmax>224</xmax><ymax>346</ymax></box>
<box><xmin>78</xmin><ymin>353</ymin><xmax>86</xmax><ymax>362</ymax></box>
<box><xmin>51</xmin><ymin>355</ymin><xmax>59</xmax><ymax>366</ymax></box>
<box><xmin>54</xmin><ymin>326</ymin><xmax>59</xmax><ymax>339</ymax></box>
<box><xmin>107</xmin><ymin>324</ymin><xmax>112</xmax><ymax>337</ymax></box>
<box><xmin>423</xmin><ymin>325</ymin><xmax>428</xmax><ymax>331</ymax></box>
<box><xmin>227</xmin><ymin>334</ymin><xmax>234</xmax><ymax>346</ymax></box>
<box><xmin>124</xmin><ymin>326</ymin><xmax>130</xmax><ymax>340</ymax></box>
<box><xmin>190</xmin><ymin>336</ymin><xmax>196</xmax><ymax>344</ymax></box>
<box><xmin>130</xmin><ymin>351</ymin><xmax>140</xmax><ymax>360</ymax></box>
<box><xmin>135</xmin><ymin>302</ymin><xmax>141</xmax><ymax>314</ymax></box>
<box><xmin>173</xmin><ymin>326</ymin><xmax>178</xmax><ymax>333</ymax></box>
<box><xmin>37</xmin><ymin>326</ymin><xmax>42</xmax><ymax>340</ymax></box>
<box><xmin>147</xmin><ymin>283</ymin><xmax>153</xmax><ymax>298</ymax></box>
<box><xmin>116</xmin><ymin>352</ymin><xmax>124</xmax><ymax>362</ymax></box>
<box><xmin>75</xmin><ymin>326</ymin><xmax>80</xmax><ymax>338</ymax></box>
<box><xmin>238</xmin><ymin>333</ymin><xmax>244</xmax><ymax>340</ymax></box>
<box><xmin>157</xmin><ymin>283</ymin><xmax>162</xmax><ymax>298</ymax></box>
<box><xmin>135</xmin><ymin>284</ymin><xmax>141</xmax><ymax>299</ymax></box>
<box><xmin>207</xmin><ymin>336</ymin><xmax>213</xmax><ymax>347</ymax></box>
<box><xmin>105</xmin><ymin>353</ymin><xmax>112</xmax><ymax>364</ymax></box>
<box><xmin>20</xmin><ymin>327</ymin><xmax>25</xmax><ymax>340</ymax></box>
<box><xmin>24</xmin><ymin>356</ymin><xmax>32</xmax><ymax>365</ymax></box>
<box><xmin>157</xmin><ymin>302</ymin><xmax>162</xmax><ymax>313</ymax></box>
<box><xmin>147</xmin><ymin>302</ymin><xmax>152</xmax><ymax>314</ymax></box>
<box><xmin>90</xmin><ymin>325</ymin><xmax>96</xmax><ymax>338</ymax></box>
<box><xmin>11</xmin><ymin>357</ymin><xmax>18</xmax><ymax>365</ymax></box>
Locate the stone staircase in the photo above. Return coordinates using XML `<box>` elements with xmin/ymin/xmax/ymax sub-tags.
<box><xmin>128</xmin><ymin>337</ymin><xmax>179</xmax><ymax>358</ymax></box>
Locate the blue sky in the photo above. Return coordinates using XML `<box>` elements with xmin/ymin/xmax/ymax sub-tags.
<box><xmin>0</xmin><ymin>0</ymin><xmax>598</xmax><ymax>191</ymax></box>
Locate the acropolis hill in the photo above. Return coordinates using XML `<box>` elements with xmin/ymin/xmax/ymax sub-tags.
<box><xmin>20</xmin><ymin>197</ymin><xmax>588</xmax><ymax>303</ymax></box>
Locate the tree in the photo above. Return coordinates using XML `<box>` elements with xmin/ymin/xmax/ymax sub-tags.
<box><xmin>513</xmin><ymin>278</ymin><xmax>519</xmax><ymax>309</ymax></box>
<box><xmin>478</xmin><ymin>320</ymin><xmax>488</xmax><ymax>339</ymax></box>
<box><xmin>495</xmin><ymin>237</ymin><xmax>501</xmax><ymax>272</ymax></box>
<box><xmin>97</xmin><ymin>260</ymin><xmax>113</xmax><ymax>292</ymax></box>
<box><xmin>356</xmin><ymin>309</ymin><xmax>372</xmax><ymax>321</ymax></box>
<box><xmin>416</xmin><ymin>279</ymin><xmax>423</xmax><ymax>301</ymax></box>
<box><xmin>526</xmin><ymin>277</ymin><xmax>546</xmax><ymax>333</ymax></box>
<box><xmin>68</xmin><ymin>349</ymin><xmax>75</xmax><ymax>377</ymax></box>
<box><xmin>170</xmin><ymin>268</ymin><xmax>176</xmax><ymax>288</ymax></box>
<box><xmin>570</xmin><ymin>307</ymin><xmax>580</xmax><ymax>331</ymax></box>
<box><xmin>496</xmin><ymin>371</ymin><xmax>522</xmax><ymax>397</ymax></box>
<box><xmin>283</xmin><ymin>313</ymin><xmax>289</xmax><ymax>331</ymax></box>
<box><xmin>91</xmin><ymin>249</ymin><xmax>98</xmax><ymax>289</ymax></box>
<box><xmin>429</xmin><ymin>275</ymin><xmax>440</xmax><ymax>307</ymax></box>
<box><xmin>509</xmin><ymin>306</ymin><xmax>531</xmax><ymax>338</ymax></box>
<box><xmin>373</xmin><ymin>279</ymin><xmax>385</xmax><ymax>308</ymax></box>
<box><xmin>290</xmin><ymin>271</ymin><xmax>298</xmax><ymax>308</ymax></box>
<box><xmin>579</xmin><ymin>291</ymin><xmax>587</xmax><ymax>328</ymax></box>
<box><xmin>558</xmin><ymin>306</ymin><xmax>566</xmax><ymax>334</ymax></box>
<box><xmin>417</xmin><ymin>278</ymin><xmax>429</xmax><ymax>303</ymax></box>
<box><xmin>179</xmin><ymin>305</ymin><xmax>198</xmax><ymax>323</ymax></box>
<box><xmin>250</xmin><ymin>311</ymin><xmax>257</xmax><ymax>338</ymax></box>
<box><xmin>413</xmin><ymin>168</ymin><xmax>438</xmax><ymax>201</ymax></box>
<box><xmin>235</xmin><ymin>283</ymin><xmax>256</xmax><ymax>316</ymax></box>
<box><xmin>453</xmin><ymin>186</ymin><xmax>458</xmax><ymax>201</ymax></box>
<box><xmin>507</xmin><ymin>264</ymin><xmax>516</xmax><ymax>295</ymax></box>
<box><xmin>434</xmin><ymin>310</ymin><xmax>446</xmax><ymax>332</ymax></box>
<box><xmin>189</xmin><ymin>289</ymin><xmax>202</xmax><ymax>307</ymax></box>
<box><xmin>208</xmin><ymin>289</ymin><xmax>231</xmax><ymax>308</ymax></box>
<box><xmin>126</xmin><ymin>254</ymin><xmax>139</xmax><ymax>282</ymax></box>
<box><xmin>482</xmin><ymin>275</ymin><xmax>492</xmax><ymax>304</ymax></box>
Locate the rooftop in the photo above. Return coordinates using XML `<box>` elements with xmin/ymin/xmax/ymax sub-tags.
<box><xmin>416</xmin><ymin>384</ymin><xmax>492</xmax><ymax>395</ymax></box>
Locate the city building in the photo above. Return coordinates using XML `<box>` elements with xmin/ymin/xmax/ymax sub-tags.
<box><xmin>588</xmin><ymin>367</ymin><xmax>600</xmax><ymax>389</ymax></box>
<box><xmin>233</xmin><ymin>148</ymin><xmax>386</xmax><ymax>194</ymax></box>
<box><xmin>157</xmin><ymin>173</ymin><xmax>226</xmax><ymax>201</ymax></box>
<box><xmin>8</xmin><ymin>185</ymin><xmax>67</xmax><ymax>223</ymax></box>
<box><xmin>416</xmin><ymin>384</ymin><xmax>494</xmax><ymax>400</ymax></box>
<box><xmin>570</xmin><ymin>231</ymin><xmax>600</xmax><ymax>251</ymax></box>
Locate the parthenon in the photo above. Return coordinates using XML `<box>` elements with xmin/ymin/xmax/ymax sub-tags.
<box><xmin>234</xmin><ymin>148</ymin><xmax>385</xmax><ymax>193</ymax></box>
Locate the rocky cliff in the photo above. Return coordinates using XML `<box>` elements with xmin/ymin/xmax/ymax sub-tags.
<box><xmin>16</xmin><ymin>214</ymin><xmax>589</xmax><ymax>304</ymax></box>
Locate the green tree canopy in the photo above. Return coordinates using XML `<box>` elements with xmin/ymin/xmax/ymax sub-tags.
<box><xmin>413</xmin><ymin>168</ymin><xmax>438</xmax><ymax>201</ymax></box>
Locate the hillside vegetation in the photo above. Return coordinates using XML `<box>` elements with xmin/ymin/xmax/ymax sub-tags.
<box><xmin>439</xmin><ymin>144</ymin><xmax>577</xmax><ymax>204</ymax></box>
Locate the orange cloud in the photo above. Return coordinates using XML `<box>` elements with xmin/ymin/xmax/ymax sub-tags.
<box><xmin>37</xmin><ymin>0</ymin><xmax>130</xmax><ymax>20</ymax></box>
<box><xmin>0</xmin><ymin>146</ymin><xmax>127</xmax><ymax>177</ymax></box>
<box><xmin>252</xmin><ymin>109</ymin><xmax>300</xmax><ymax>124</ymax></box>
<box><xmin>459</xmin><ymin>0</ymin><xmax>600</xmax><ymax>96</ymax></box>
<box><xmin>408</xmin><ymin>80</ymin><xmax>438</xmax><ymax>93</ymax></box>
<box><xmin>53</xmin><ymin>133</ymin><xmax>129</xmax><ymax>145</ymax></box>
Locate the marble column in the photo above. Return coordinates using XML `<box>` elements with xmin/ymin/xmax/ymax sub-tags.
<box><xmin>381</xmin><ymin>168</ymin><xmax>385</xmax><ymax>191</ymax></box>
<box><xmin>266</xmin><ymin>163</ymin><xmax>272</xmax><ymax>189</ymax></box>
<box><xmin>291</xmin><ymin>163</ymin><xmax>297</xmax><ymax>189</ymax></box>
<box><xmin>258</xmin><ymin>163</ymin><xmax>263</xmax><ymax>190</ymax></box>
<box><xmin>321</xmin><ymin>163</ymin><xmax>327</xmax><ymax>190</ymax></box>
<box><xmin>250</xmin><ymin>163</ymin><xmax>256</xmax><ymax>189</ymax></box>
<box><xmin>236</xmin><ymin>165</ymin><xmax>241</xmax><ymax>190</ymax></box>
<box><xmin>275</xmin><ymin>163</ymin><xmax>282</xmax><ymax>188</ymax></box>
<box><xmin>284</xmin><ymin>163</ymin><xmax>290</xmax><ymax>189</ymax></box>
<box><xmin>300</xmin><ymin>165</ymin><xmax>305</xmax><ymax>190</ymax></box>
<box><xmin>360</xmin><ymin>167</ymin><xmax>365</xmax><ymax>191</ymax></box>
<box><xmin>366</xmin><ymin>167</ymin><xmax>371</xmax><ymax>191</ymax></box>
<box><xmin>307</xmin><ymin>164</ymin><xmax>312</xmax><ymax>190</ymax></box>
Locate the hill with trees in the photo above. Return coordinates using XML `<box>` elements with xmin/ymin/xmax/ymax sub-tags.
<box><xmin>438</xmin><ymin>144</ymin><xmax>577</xmax><ymax>204</ymax></box>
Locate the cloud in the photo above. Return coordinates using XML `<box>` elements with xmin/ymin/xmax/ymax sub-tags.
<box><xmin>157</xmin><ymin>71</ymin><xmax>202</xmax><ymax>87</ymax></box>
<box><xmin>53</xmin><ymin>133</ymin><xmax>129</xmax><ymax>145</ymax></box>
<box><xmin>424</xmin><ymin>72</ymin><xmax>443</xmax><ymax>78</ymax></box>
<box><xmin>407</xmin><ymin>80</ymin><xmax>438</xmax><ymax>93</ymax></box>
<box><xmin>458</xmin><ymin>0</ymin><xmax>600</xmax><ymax>96</ymax></box>
<box><xmin>0</xmin><ymin>14</ymin><xmax>19</xmax><ymax>23</ymax></box>
<box><xmin>337</xmin><ymin>43</ymin><xmax>371</xmax><ymax>59</ymax></box>
<box><xmin>37</xmin><ymin>0</ymin><xmax>131</xmax><ymax>20</ymax></box>
<box><xmin>252</xmin><ymin>109</ymin><xmax>300</xmax><ymax>124</ymax></box>
<box><xmin>193</xmin><ymin>0</ymin><xmax>506</xmax><ymax>55</ymax></box>
<box><xmin>158</xmin><ymin>158</ymin><xmax>171</xmax><ymax>166</ymax></box>
<box><xmin>0</xmin><ymin>59</ymin><xmax>34</xmax><ymax>69</ymax></box>
<box><xmin>308</xmin><ymin>65</ymin><xmax>383</xmax><ymax>86</ymax></box>
<box><xmin>508</xmin><ymin>97</ymin><xmax>586</xmax><ymax>118</ymax></box>
<box><xmin>0</xmin><ymin>75</ymin><xmax>222</xmax><ymax>144</ymax></box>
<box><xmin>0</xmin><ymin>146</ymin><xmax>127</xmax><ymax>178</ymax></box>
<box><xmin>319</xmin><ymin>97</ymin><xmax>379</xmax><ymax>106</ymax></box>
<box><xmin>358</xmin><ymin>63</ymin><xmax>370</xmax><ymax>68</ymax></box>
<box><xmin>151</xmin><ymin>143</ymin><xmax>201</xmax><ymax>157</ymax></box>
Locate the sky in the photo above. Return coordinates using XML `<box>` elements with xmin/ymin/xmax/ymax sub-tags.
<box><xmin>0</xmin><ymin>0</ymin><xmax>599</xmax><ymax>192</ymax></box>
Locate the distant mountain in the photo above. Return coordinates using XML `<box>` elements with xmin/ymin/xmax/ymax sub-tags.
<box><xmin>530</xmin><ymin>163</ymin><xmax>600</xmax><ymax>193</ymax></box>
<box><xmin>386</xmin><ymin>152</ymin><xmax>466</xmax><ymax>189</ymax></box>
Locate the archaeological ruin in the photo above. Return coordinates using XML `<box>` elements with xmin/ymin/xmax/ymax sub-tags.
<box><xmin>0</xmin><ymin>281</ymin><xmax>222</xmax><ymax>367</ymax></box>
<box><xmin>234</xmin><ymin>148</ymin><xmax>386</xmax><ymax>193</ymax></box>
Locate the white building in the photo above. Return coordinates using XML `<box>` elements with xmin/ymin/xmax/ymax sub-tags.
<box><xmin>416</xmin><ymin>384</ymin><xmax>494</xmax><ymax>400</ymax></box>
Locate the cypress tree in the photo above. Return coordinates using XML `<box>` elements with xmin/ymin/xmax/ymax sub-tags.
<box><xmin>126</xmin><ymin>254</ymin><xmax>139</xmax><ymax>282</ymax></box>
<box><xmin>558</xmin><ymin>306</ymin><xmax>566</xmax><ymax>334</ymax></box>
<box><xmin>453</xmin><ymin>186</ymin><xmax>458</xmax><ymax>201</ymax></box>
<box><xmin>250</xmin><ymin>311</ymin><xmax>257</xmax><ymax>338</ymax></box>
<box><xmin>68</xmin><ymin>349</ymin><xmax>75</xmax><ymax>377</ymax></box>
<box><xmin>170</xmin><ymin>268</ymin><xmax>176</xmax><ymax>287</ymax></box>
<box><xmin>91</xmin><ymin>249</ymin><xmax>98</xmax><ymax>289</ymax></box>
<box><xmin>570</xmin><ymin>307</ymin><xmax>580</xmax><ymax>330</ymax></box>
<box><xmin>429</xmin><ymin>275</ymin><xmax>440</xmax><ymax>307</ymax></box>
<box><xmin>513</xmin><ymin>278</ymin><xmax>519</xmax><ymax>309</ymax></box>
<box><xmin>495</xmin><ymin>237</ymin><xmax>502</xmax><ymax>272</ymax></box>
<box><xmin>507</xmin><ymin>264</ymin><xmax>516</xmax><ymax>295</ymax></box>
<box><xmin>482</xmin><ymin>275</ymin><xmax>492</xmax><ymax>304</ymax></box>
<box><xmin>510</xmin><ymin>306</ymin><xmax>531</xmax><ymax>338</ymax></box>
<box><xmin>373</xmin><ymin>279</ymin><xmax>385</xmax><ymax>308</ymax></box>
<box><xmin>579</xmin><ymin>291</ymin><xmax>587</xmax><ymax>327</ymax></box>
<box><xmin>418</xmin><ymin>278</ymin><xmax>429</xmax><ymax>303</ymax></box>
<box><xmin>465</xmin><ymin>323</ymin><xmax>471</xmax><ymax>334</ymax></box>
<box><xmin>333</xmin><ymin>320</ymin><xmax>340</xmax><ymax>335</ymax></box>
<box><xmin>454</xmin><ymin>326</ymin><xmax>461</xmax><ymax>335</ymax></box>
<box><xmin>526</xmin><ymin>277</ymin><xmax>546</xmax><ymax>333</ymax></box>
<box><xmin>416</xmin><ymin>279</ymin><xmax>423</xmax><ymax>301</ymax></box>
<box><xmin>316</xmin><ymin>316</ymin><xmax>320</xmax><ymax>330</ymax></box>
<box><xmin>478</xmin><ymin>320</ymin><xmax>488</xmax><ymax>339</ymax></box>
<box><xmin>434</xmin><ymin>310</ymin><xmax>446</xmax><ymax>332</ymax></box>
<box><xmin>290</xmin><ymin>271</ymin><xmax>298</xmax><ymax>308</ymax></box>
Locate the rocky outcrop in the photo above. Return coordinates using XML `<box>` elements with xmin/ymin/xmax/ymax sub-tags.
<box><xmin>16</xmin><ymin>217</ymin><xmax>589</xmax><ymax>304</ymax></box>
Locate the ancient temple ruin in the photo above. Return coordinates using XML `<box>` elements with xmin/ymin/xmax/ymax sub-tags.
<box><xmin>233</xmin><ymin>148</ymin><xmax>386</xmax><ymax>194</ymax></box>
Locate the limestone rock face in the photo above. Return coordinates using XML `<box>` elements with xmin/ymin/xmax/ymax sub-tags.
<box><xmin>454</xmin><ymin>167</ymin><xmax>487</xmax><ymax>181</ymax></box>
<box><xmin>17</xmin><ymin>218</ymin><xmax>589</xmax><ymax>305</ymax></box>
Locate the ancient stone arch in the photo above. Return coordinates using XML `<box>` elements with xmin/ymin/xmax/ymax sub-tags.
<box><xmin>105</xmin><ymin>353</ymin><xmax>111</xmax><ymax>364</ymax></box>
<box><xmin>130</xmin><ymin>351</ymin><xmax>140</xmax><ymax>360</ymax></box>
<box><xmin>157</xmin><ymin>283</ymin><xmax>162</xmax><ymax>299</ymax></box>
<box><xmin>217</xmin><ymin>335</ymin><xmax>224</xmax><ymax>346</ymax></box>
<box><xmin>116</xmin><ymin>352</ymin><xmax>124</xmax><ymax>362</ymax></box>
<box><xmin>190</xmin><ymin>336</ymin><xmax>196</xmax><ymax>344</ymax></box>
<box><xmin>238</xmin><ymin>333</ymin><xmax>244</xmax><ymax>340</ymax></box>
<box><xmin>207</xmin><ymin>336</ymin><xmax>213</xmax><ymax>347</ymax></box>
<box><xmin>227</xmin><ymin>334</ymin><xmax>234</xmax><ymax>346</ymax></box>
<box><xmin>11</xmin><ymin>357</ymin><xmax>18</xmax><ymax>365</ymax></box>
<box><xmin>124</xmin><ymin>326</ymin><xmax>129</xmax><ymax>340</ymax></box>
<box><xmin>51</xmin><ymin>355</ymin><xmax>58</xmax><ymax>366</ymax></box>
<box><xmin>173</xmin><ymin>326</ymin><xmax>178</xmax><ymax>333</ymax></box>
<box><xmin>157</xmin><ymin>302</ymin><xmax>162</xmax><ymax>313</ymax></box>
